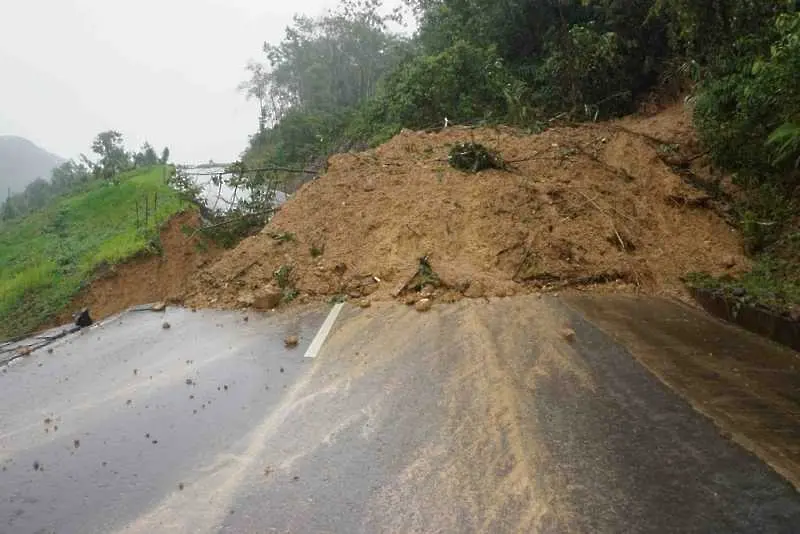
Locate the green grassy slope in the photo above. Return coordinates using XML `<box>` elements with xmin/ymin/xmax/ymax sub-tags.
<box><xmin>0</xmin><ymin>166</ymin><xmax>183</xmax><ymax>339</ymax></box>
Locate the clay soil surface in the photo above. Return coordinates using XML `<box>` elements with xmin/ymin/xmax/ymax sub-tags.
<box><xmin>57</xmin><ymin>211</ymin><xmax>220</xmax><ymax>322</ymax></box>
<box><xmin>184</xmin><ymin>103</ymin><xmax>748</xmax><ymax>309</ymax></box>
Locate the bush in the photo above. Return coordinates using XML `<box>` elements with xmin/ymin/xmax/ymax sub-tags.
<box><xmin>694</xmin><ymin>12</ymin><xmax>800</xmax><ymax>187</ymax></box>
<box><xmin>368</xmin><ymin>41</ymin><xmax>519</xmax><ymax>129</ymax></box>
<box><xmin>535</xmin><ymin>24</ymin><xmax>631</xmax><ymax>118</ymax></box>
<box><xmin>448</xmin><ymin>142</ymin><xmax>504</xmax><ymax>173</ymax></box>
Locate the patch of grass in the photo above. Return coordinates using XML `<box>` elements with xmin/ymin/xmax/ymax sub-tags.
<box><xmin>0</xmin><ymin>166</ymin><xmax>183</xmax><ymax>339</ymax></box>
<box><xmin>273</xmin><ymin>265</ymin><xmax>293</xmax><ymax>289</ymax></box>
<box><xmin>310</xmin><ymin>244</ymin><xmax>324</xmax><ymax>258</ymax></box>
<box><xmin>410</xmin><ymin>255</ymin><xmax>442</xmax><ymax>291</ymax></box>
<box><xmin>273</xmin><ymin>264</ymin><xmax>299</xmax><ymax>303</ymax></box>
<box><xmin>282</xmin><ymin>288</ymin><xmax>300</xmax><ymax>303</ymax></box>
<box><xmin>685</xmin><ymin>181</ymin><xmax>800</xmax><ymax>315</ymax></box>
<box><xmin>686</xmin><ymin>253</ymin><xmax>800</xmax><ymax>314</ymax></box>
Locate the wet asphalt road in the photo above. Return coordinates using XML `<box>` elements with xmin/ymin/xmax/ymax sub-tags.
<box><xmin>1</xmin><ymin>296</ymin><xmax>799</xmax><ymax>533</ymax></box>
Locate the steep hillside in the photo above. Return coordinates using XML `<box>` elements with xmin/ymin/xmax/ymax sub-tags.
<box><xmin>0</xmin><ymin>135</ymin><xmax>65</xmax><ymax>194</ymax></box>
<box><xmin>0</xmin><ymin>167</ymin><xmax>192</xmax><ymax>339</ymax></box>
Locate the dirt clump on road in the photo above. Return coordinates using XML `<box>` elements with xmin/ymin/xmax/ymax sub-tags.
<box><xmin>58</xmin><ymin>211</ymin><xmax>220</xmax><ymax>322</ymax></box>
<box><xmin>185</xmin><ymin>103</ymin><xmax>748</xmax><ymax>309</ymax></box>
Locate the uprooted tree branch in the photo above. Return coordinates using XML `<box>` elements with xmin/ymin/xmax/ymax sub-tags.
<box><xmin>169</xmin><ymin>161</ymin><xmax>321</xmax><ymax>247</ymax></box>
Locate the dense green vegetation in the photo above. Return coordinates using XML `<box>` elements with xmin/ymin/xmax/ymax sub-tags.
<box><xmin>232</xmin><ymin>0</ymin><xmax>799</xmax><ymax>311</ymax></box>
<box><xmin>240</xmin><ymin>1</ymin><xmax>800</xmax><ymax>174</ymax></box>
<box><xmin>0</xmin><ymin>166</ymin><xmax>182</xmax><ymax>339</ymax></box>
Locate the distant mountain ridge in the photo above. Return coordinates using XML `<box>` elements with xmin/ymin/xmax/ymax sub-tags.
<box><xmin>0</xmin><ymin>135</ymin><xmax>65</xmax><ymax>195</ymax></box>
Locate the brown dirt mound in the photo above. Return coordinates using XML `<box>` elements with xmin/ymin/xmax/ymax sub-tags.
<box><xmin>58</xmin><ymin>211</ymin><xmax>220</xmax><ymax>322</ymax></box>
<box><xmin>185</xmin><ymin>103</ymin><xmax>749</xmax><ymax>309</ymax></box>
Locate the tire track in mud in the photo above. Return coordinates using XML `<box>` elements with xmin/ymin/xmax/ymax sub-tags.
<box><xmin>364</xmin><ymin>297</ymin><xmax>596</xmax><ymax>533</ymax></box>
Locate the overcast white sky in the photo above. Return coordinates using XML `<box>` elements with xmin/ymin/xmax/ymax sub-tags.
<box><xmin>0</xmin><ymin>0</ymin><xmax>398</xmax><ymax>165</ymax></box>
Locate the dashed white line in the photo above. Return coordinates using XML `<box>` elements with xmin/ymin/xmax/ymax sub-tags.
<box><xmin>304</xmin><ymin>303</ymin><xmax>345</xmax><ymax>359</ymax></box>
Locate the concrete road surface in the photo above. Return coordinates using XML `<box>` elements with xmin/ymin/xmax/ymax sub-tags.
<box><xmin>1</xmin><ymin>296</ymin><xmax>799</xmax><ymax>533</ymax></box>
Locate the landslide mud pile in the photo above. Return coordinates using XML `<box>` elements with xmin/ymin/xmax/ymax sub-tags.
<box><xmin>186</xmin><ymin>104</ymin><xmax>748</xmax><ymax>309</ymax></box>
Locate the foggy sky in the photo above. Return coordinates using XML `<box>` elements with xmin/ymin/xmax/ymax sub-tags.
<box><xmin>0</xmin><ymin>0</ymin><xmax>394</xmax><ymax>165</ymax></box>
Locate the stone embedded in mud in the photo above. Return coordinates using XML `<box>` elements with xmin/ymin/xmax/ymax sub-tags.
<box><xmin>358</xmin><ymin>299</ymin><xmax>372</xmax><ymax>309</ymax></box>
<box><xmin>74</xmin><ymin>308</ymin><xmax>93</xmax><ymax>328</ymax></box>
<box><xmin>463</xmin><ymin>281</ymin><xmax>484</xmax><ymax>299</ymax></box>
<box><xmin>361</xmin><ymin>283</ymin><xmax>379</xmax><ymax>297</ymax></box>
<box><xmin>284</xmin><ymin>335</ymin><xmax>299</xmax><ymax>348</ymax></box>
<box><xmin>561</xmin><ymin>328</ymin><xmax>577</xmax><ymax>342</ymax></box>
<box><xmin>162</xmin><ymin>322</ymin><xmax>171</xmax><ymax>330</ymax></box>
<box><xmin>151</xmin><ymin>301</ymin><xmax>167</xmax><ymax>312</ymax></box>
<box><xmin>415</xmin><ymin>298</ymin><xmax>433</xmax><ymax>313</ymax></box>
<box><xmin>252</xmin><ymin>286</ymin><xmax>282</xmax><ymax>311</ymax></box>
<box><xmin>404</xmin><ymin>294</ymin><xmax>419</xmax><ymax>306</ymax></box>
<box><xmin>420</xmin><ymin>285</ymin><xmax>435</xmax><ymax>298</ymax></box>
<box><xmin>721</xmin><ymin>255</ymin><xmax>737</xmax><ymax>269</ymax></box>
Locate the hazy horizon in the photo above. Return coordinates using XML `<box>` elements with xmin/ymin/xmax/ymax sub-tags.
<box><xmin>0</xmin><ymin>0</ymin><xmax>381</xmax><ymax>165</ymax></box>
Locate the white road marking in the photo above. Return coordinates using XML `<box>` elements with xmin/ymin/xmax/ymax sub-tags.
<box><xmin>304</xmin><ymin>303</ymin><xmax>345</xmax><ymax>359</ymax></box>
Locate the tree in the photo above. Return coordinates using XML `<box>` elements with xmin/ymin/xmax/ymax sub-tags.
<box><xmin>239</xmin><ymin>61</ymin><xmax>276</xmax><ymax>133</ymax></box>
<box><xmin>241</xmin><ymin>0</ymin><xmax>411</xmax><ymax>169</ymax></box>
<box><xmin>23</xmin><ymin>178</ymin><xmax>52</xmax><ymax>211</ymax></box>
<box><xmin>367</xmin><ymin>41</ymin><xmax>512</xmax><ymax>128</ymax></box>
<box><xmin>132</xmin><ymin>142</ymin><xmax>159</xmax><ymax>167</ymax></box>
<box><xmin>160</xmin><ymin>146</ymin><xmax>170</xmax><ymax>165</ymax></box>
<box><xmin>51</xmin><ymin>160</ymin><xmax>90</xmax><ymax>192</ymax></box>
<box><xmin>91</xmin><ymin>130</ymin><xmax>130</xmax><ymax>179</ymax></box>
<box><xmin>257</xmin><ymin>4</ymin><xmax>409</xmax><ymax>117</ymax></box>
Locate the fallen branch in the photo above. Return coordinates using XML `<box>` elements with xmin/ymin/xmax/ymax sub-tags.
<box><xmin>512</xmin><ymin>248</ymin><xmax>535</xmax><ymax>281</ymax></box>
<box><xmin>188</xmin><ymin>209</ymin><xmax>276</xmax><ymax>239</ymax></box>
<box><xmin>686</xmin><ymin>151</ymin><xmax>710</xmax><ymax>163</ymax></box>
<box><xmin>227</xmin><ymin>260</ymin><xmax>261</xmax><ymax>282</ymax></box>
<box><xmin>575</xmin><ymin>190</ymin><xmax>633</xmax><ymax>252</ymax></box>
<box><xmin>183</xmin><ymin>165</ymin><xmax>321</xmax><ymax>176</ymax></box>
<box><xmin>1</xmin><ymin>326</ymin><xmax>80</xmax><ymax>366</ymax></box>
<box><xmin>575</xmin><ymin>189</ymin><xmax>636</xmax><ymax>225</ymax></box>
